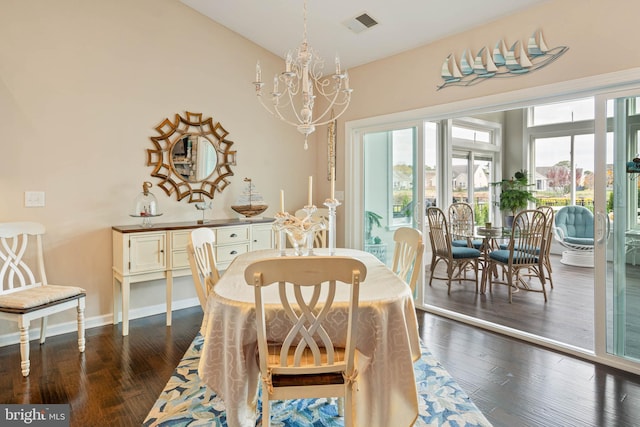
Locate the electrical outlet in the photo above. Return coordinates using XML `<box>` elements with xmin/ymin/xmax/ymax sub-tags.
<box><xmin>25</xmin><ymin>191</ymin><xmax>45</xmax><ymax>207</ymax></box>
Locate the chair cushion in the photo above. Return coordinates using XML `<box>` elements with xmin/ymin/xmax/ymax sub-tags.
<box><xmin>451</xmin><ymin>239</ymin><xmax>468</xmax><ymax>247</ymax></box>
<box><xmin>451</xmin><ymin>247</ymin><xmax>481</xmax><ymax>259</ymax></box>
<box><xmin>0</xmin><ymin>285</ymin><xmax>85</xmax><ymax>311</ymax></box>
<box><xmin>499</xmin><ymin>243</ymin><xmax>541</xmax><ymax>254</ymax></box>
<box><xmin>490</xmin><ymin>249</ymin><xmax>538</xmax><ymax>264</ymax></box>
<box><xmin>564</xmin><ymin>236</ymin><xmax>594</xmax><ymax>246</ymax></box>
<box><xmin>555</xmin><ymin>206</ymin><xmax>594</xmax><ymax>239</ymax></box>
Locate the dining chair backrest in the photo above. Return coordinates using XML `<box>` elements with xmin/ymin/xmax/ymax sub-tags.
<box><xmin>427</xmin><ymin>207</ymin><xmax>453</xmax><ymax>257</ymax></box>
<box><xmin>244</xmin><ymin>256</ymin><xmax>366</xmax><ymax>427</ymax></box>
<box><xmin>391</xmin><ymin>227</ymin><xmax>424</xmax><ymax>294</ymax></box>
<box><xmin>509</xmin><ymin>210</ymin><xmax>547</xmax><ymax>266</ymax></box>
<box><xmin>448</xmin><ymin>202</ymin><xmax>475</xmax><ymax>244</ymax></box>
<box><xmin>0</xmin><ymin>222</ymin><xmax>86</xmax><ymax>376</ymax></box>
<box><xmin>187</xmin><ymin>227</ymin><xmax>221</xmax><ymax>310</ymax></box>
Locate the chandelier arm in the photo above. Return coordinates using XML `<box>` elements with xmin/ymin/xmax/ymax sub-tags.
<box><xmin>308</xmin><ymin>90</ymin><xmax>350</xmax><ymax>125</ymax></box>
<box><xmin>273</xmin><ymin>91</ymin><xmax>306</xmax><ymax>125</ymax></box>
<box><xmin>258</xmin><ymin>96</ymin><xmax>303</xmax><ymax>128</ymax></box>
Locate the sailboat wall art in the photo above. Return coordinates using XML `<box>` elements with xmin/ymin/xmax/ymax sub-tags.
<box><xmin>438</xmin><ymin>30</ymin><xmax>568</xmax><ymax>90</ymax></box>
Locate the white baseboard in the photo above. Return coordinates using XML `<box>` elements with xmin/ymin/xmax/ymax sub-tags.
<box><xmin>0</xmin><ymin>297</ymin><xmax>201</xmax><ymax>348</ymax></box>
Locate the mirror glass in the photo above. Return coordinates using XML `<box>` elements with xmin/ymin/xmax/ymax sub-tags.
<box><xmin>170</xmin><ymin>135</ymin><xmax>218</xmax><ymax>183</ymax></box>
<box><xmin>148</xmin><ymin>112</ymin><xmax>236</xmax><ymax>203</ymax></box>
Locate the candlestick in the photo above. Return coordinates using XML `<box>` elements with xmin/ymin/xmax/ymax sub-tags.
<box><xmin>308</xmin><ymin>176</ymin><xmax>313</xmax><ymax>206</ymax></box>
<box><xmin>324</xmin><ymin>199</ymin><xmax>341</xmax><ymax>256</ymax></box>
<box><xmin>330</xmin><ymin>167</ymin><xmax>335</xmax><ymax>200</ymax></box>
<box><xmin>280</xmin><ymin>189</ymin><xmax>285</xmax><ymax>213</ymax></box>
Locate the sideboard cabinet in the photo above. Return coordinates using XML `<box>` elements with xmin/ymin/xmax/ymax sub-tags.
<box><xmin>112</xmin><ymin>218</ymin><xmax>274</xmax><ymax>335</ymax></box>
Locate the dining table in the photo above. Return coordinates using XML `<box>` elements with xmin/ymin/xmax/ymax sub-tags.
<box><xmin>197</xmin><ymin>247</ymin><xmax>421</xmax><ymax>427</ymax></box>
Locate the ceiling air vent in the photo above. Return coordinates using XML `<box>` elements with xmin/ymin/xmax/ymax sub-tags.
<box><xmin>344</xmin><ymin>12</ymin><xmax>379</xmax><ymax>34</ymax></box>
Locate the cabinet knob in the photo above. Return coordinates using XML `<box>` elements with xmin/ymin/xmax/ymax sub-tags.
<box><xmin>230</xmin><ymin>233</ymin><xmax>237</xmax><ymax>238</ymax></box>
<box><xmin>230</xmin><ymin>250</ymin><xmax>238</xmax><ymax>255</ymax></box>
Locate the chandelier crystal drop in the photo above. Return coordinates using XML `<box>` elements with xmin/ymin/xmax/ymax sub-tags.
<box><xmin>253</xmin><ymin>0</ymin><xmax>352</xmax><ymax>150</ymax></box>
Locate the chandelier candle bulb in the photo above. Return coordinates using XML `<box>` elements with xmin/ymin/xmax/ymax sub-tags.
<box><xmin>335</xmin><ymin>56</ymin><xmax>341</xmax><ymax>75</ymax></box>
<box><xmin>308</xmin><ymin>176</ymin><xmax>313</xmax><ymax>206</ymax></box>
<box><xmin>256</xmin><ymin>61</ymin><xmax>261</xmax><ymax>83</ymax></box>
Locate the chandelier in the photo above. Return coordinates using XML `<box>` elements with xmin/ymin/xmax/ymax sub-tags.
<box><xmin>253</xmin><ymin>0</ymin><xmax>352</xmax><ymax>150</ymax></box>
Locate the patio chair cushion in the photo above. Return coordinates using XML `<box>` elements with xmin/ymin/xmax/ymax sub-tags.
<box><xmin>451</xmin><ymin>247</ymin><xmax>481</xmax><ymax>259</ymax></box>
<box><xmin>564</xmin><ymin>236</ymin><xmax>594</xmax><ymax>246</ymax></box>
<box><xmin>489</xmin><ymin>249</ymin><xmax>539</xmax><ymax>264</ymax></box>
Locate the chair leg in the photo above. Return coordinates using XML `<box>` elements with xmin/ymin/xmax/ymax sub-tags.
<box><xmin>336</xmin><ymin>397</ymin><xmax>345</xmax><ymax>416</ymax></box>
<box><xmin>262</xmin><ymin>384</ymin><xmax>270</xmax><ymax>427</ymax></box>
<box><xmin>77</xmin><ymin>299</ymin><xmax>86</xmax><ymax>352</ymax></box>
<box><xmin>19</xmin><ymin>319</ymin><xmax>30</xmax><ymax>377</ymax></box>
<box><xmin>344</xmin><ymin>386</ymin><xmax>354</xmax><ymax>427</ymax></box>
<box><xmin>40</xmin><ymin>317</ymin><xmax>47</xmax><ymax>344</ymax></box>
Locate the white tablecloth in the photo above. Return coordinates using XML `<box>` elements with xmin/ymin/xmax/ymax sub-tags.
<box><xmin>197</xmin><ymin>248</ymin><xmax>421</xmax><ymax>427</ymax></box>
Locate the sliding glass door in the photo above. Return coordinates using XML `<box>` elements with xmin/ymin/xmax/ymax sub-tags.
<box><xmin>597</xmin><ymin>93</ymin><xmax>640</xmax><ymax>363</ymax></box>
<box><xmin>362</xmin><ymin>126</ymin><xmax>422</xmax><ymax>269</ymax></box>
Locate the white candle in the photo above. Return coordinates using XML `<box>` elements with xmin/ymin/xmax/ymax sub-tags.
<box><xmin>308</xmin><ymin>176</ymin><xmax>313</xmax><ymax>206</ymax></box>
<box><xmin>330</xmin><ymin>167</ymin><xmax>335</xmax><ymax>200</ymax></box>
<box><xmin>255</xmin><ymin>61</ymin><xmax>261</xmax><ymax>82</ymax></box>
<box><xmin>280</xmin><ymin>190</ymin><xmax>285</xmax><ymax>213</ymax></box>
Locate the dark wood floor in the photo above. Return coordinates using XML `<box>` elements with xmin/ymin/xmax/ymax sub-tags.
<box><xmin>1</xmin><ymin>307</ymin><xmax>639</xmax><ymax>426</ymax></box>
<box><xmin>425</xmin><ymin>253</ymin><xmax>596</xmax><ymax>350</ymax></box>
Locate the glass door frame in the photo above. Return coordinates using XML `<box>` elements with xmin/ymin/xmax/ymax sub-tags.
<box><xmin>346</xmin><ymin>120</ymin><xmax>425</xmax><ymax>300</ymax></box>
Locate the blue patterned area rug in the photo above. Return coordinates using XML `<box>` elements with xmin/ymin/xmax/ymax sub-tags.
<box><xmin>143</xmin><ymin>334</ymin><xmax>491</xmax><ymax>426</ymax></box>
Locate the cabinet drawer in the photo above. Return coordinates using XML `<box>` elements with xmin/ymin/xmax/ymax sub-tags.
<box><xmin>216</xmin><ymin>226</ymin><xmax>250</xmax><ymax>244</ymax></box>
<box><xmin>171</xmin><ymin>250</ymin><xmax>190</xmax><ymax>269</ymax></box>
<box><xmin>171</xmin><ymin>230</ymin><xmax>191</xmax><ymax>250</ymax></box>
<box><xmin>216</xmin><ymin>243</ymin><xmax>249</xmax><ymax>263</ymax></box>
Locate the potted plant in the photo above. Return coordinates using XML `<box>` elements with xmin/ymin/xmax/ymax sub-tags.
<box><xmin>364</xmin><ymin>210</ymin><xmax>383</xmax><ymax>243</ymax></box>
<box><xmin>492</xmin><ymin>169</ymin><xmax>537</xmax><ymax>226</ymax></box>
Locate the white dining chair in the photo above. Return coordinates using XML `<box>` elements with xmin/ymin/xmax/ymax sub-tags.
<box><xmin>0</xmin><ymin>222</ymin><xmax>86</xmax><ymax>376</ymax></box>
<box><xmin>390</xmin><ymin>227</ymin><xmax>425</xmax><ymax>294</ymax></box>
<box><xmin>187</xmin><ymin>227</ymin><xmax>220</xmax><ymax>311</ymax></box>
<box><xmin>244</xmin><ymin>256</ymin><xmax>367</xmax><ymax>427</ymax></box>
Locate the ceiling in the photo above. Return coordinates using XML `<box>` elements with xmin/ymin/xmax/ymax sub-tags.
<box><xmin>180</xmin><ymin>0</ymin><xmax>549</xmax><ymax>70</ymax></box>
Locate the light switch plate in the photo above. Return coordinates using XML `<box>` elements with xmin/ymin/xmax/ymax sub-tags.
<box><xmin>25</xmin><ymin>191</ymin><xmax>45</xmax><ymax>207</ymax></box>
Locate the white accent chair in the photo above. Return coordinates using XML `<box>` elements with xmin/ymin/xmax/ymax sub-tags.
<box><xmin>187</xmin><ymin>227</ymin><xmax>220</xmax><ymax>311</ymax></box>
<box><xmin>390</xmin><ymin>227</ymin><xmax>425</xmax><ymax>295</ymax></box>
<box><xmin>0</xmin><ymin>222</ymin><xmax>85</xmax><ymax>376</ymax></box>
<box><xmin>244</xmin><ymin>256</ymin><xmax>366</xmax><ymax>427</ymax></box>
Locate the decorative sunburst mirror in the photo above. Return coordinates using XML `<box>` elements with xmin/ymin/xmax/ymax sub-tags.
<box><xmin>147</xmin><ymin>112</ymin><xmax>237</xmax><ymax>203</ymax></box>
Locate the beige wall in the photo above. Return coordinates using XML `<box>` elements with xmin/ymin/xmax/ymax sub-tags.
<box><xmin>1</xmin><ymin>0</ymin><xmax>639</xmax><ymax>340</ymax></box>
<box><xmin>0</xmin><ymin>0</ymin><xmax>322</xmax><ymax>338</ymax></box>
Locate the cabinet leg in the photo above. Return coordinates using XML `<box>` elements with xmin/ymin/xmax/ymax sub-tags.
<box><xmin>122</xmin><ymin>278</ymin><xmax>130</xmax><ymax>336</ymax></box>
<box><xmin>166</xmin><ymin>273</ymin><xmax>173</xmax><ymax>326</ymax></box>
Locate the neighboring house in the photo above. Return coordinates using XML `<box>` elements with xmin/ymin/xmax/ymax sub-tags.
<box><xmin>451</xmin><ymin>165</ymin><xmax>489</xmax><ymax>190</ymax></box>
<box><xmin>393</xmin><ymin>169</ymin><xmax>413</xmax><ymax>190</ymax></box>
